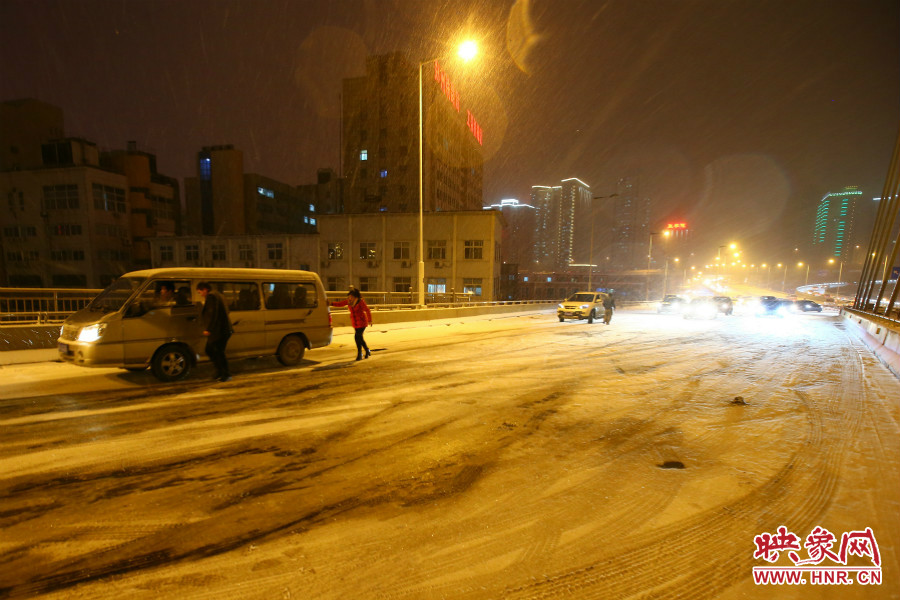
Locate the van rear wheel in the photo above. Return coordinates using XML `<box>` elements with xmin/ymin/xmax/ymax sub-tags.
<box><xmin>277</xmin><ymin>335</ymin><xmax>306</xmax><ymax>366</ymax></box>
<box><xmin>151</xmin><ymin>344</ymin><xmax>192</xmax><ymax>382</ymax></box>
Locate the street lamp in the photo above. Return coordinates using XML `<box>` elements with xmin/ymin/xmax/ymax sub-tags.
<box><xmin>646</xmin><ymin>231</ymin><xmax>661</xmax><ymax>301</ymax></box>
<box><xmin>829</xmin><ymin>258</ymin><xmax>844</xmax><ymax>299</ymax></box>
<box><xmin>588</xmin><ymin>193</ymin><xmax>618</xmax><ymax>291</ymax></box>
<box><xmin>798</xmin><ymin>261</ymin><xmax>809</xmax><ymax>286</ymax></box>
<box><xmin>779</xmin><ymin>262</ymin><xmax>786</xmax><ymax>292</ymax></box>
<box><xmin>418</xmin><ymin>42</ymin><xmax>478</xmax><ymax>307</ymax></box>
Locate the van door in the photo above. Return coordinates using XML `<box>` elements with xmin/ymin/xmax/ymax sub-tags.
<box><xmin>122</xmin><ymin>279</ymin><xmax>203</xmax><ymax>367</ymax></box>
<box><xmin>212</xmin><ymin>281</ymin><xmax>266</xmax><ymax>358</ymax></box>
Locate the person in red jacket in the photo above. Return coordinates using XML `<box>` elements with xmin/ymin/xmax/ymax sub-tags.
<box><xmin>331</xmin><ymin>287</ymin><xmax>372</xmax><ymax>361</ymax></box>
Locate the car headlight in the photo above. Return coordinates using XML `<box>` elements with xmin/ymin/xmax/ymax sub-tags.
<box><xmin>558</xmin><ymin>304</ymin><xmax>564</xmax><ymax>310</ymax></box>
<box><xmin>77</xmin><ymin>323</ymin><xmax>106</xmax><ymax>343</ymax></box>
<box><xmin>580</xmin><ymin>304</ymin><xmax>589</xmax><ymax>309</ymax></box>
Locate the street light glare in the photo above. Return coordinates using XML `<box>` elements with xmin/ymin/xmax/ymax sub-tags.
<box><xmin>458</xmin><ymin>40</ymin><xmax>478</xmax><ymax>62</ymax></box>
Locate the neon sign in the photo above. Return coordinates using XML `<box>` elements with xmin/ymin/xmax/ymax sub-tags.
<box><xmin>433</xmin><ymin>60</ymin><xmax>461</xmax><ymax>112</ymax></box>
<box><xmin>666</xmin><ymin>223</ymin><xmax>688</xmax><ymax>230</ymax></box>
<box><xmin>433</xmin><ymin>60</ymin><xmax>483</xmax><ymax>146</ymax></box>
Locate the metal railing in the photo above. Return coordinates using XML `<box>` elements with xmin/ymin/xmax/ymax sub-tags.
<box><xmin>0</xmin><ymin>287</ymin><xmax>555</xmax><ymax>325</ymax></box>
<box><xmin>1</xmin><ymin>288</ymin><xmax>102</xmax><ymax>325</ymax></box>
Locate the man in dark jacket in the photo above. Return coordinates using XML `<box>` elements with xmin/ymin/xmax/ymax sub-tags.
<box><xmin>602</xmin><ymin>294</ymin><xmax>615</xmax><ymax>325</ymax></box>
<box><xmin>197</xmin><ymin>281</ymin><xmax>233</xmax><ymax>381</ymax></box>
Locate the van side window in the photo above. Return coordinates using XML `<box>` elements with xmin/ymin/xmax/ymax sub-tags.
<box><xmin>213</xmin><ymin>281</ymin><xmax>260</xmax><ymax>311</ymax></box>
<box><xmin>263</xmin><ymin>282</ymin><xmax>317</xmax><ymax>309</ymax></box>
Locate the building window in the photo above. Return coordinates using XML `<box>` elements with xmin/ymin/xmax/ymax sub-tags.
<box><xmin>6</xmin><ymin>250</ymin><xmax>39</xmax><ymax>262</ymax></box>
<box><xmin>50</xmin><ymin>249</ymin><xmax>84</xmax><ymax>261</ymax></box>
<box><xmin>360</xmin><ymin>149</ymin><xmax>368</xmax><ymax>161</ymax></box>
<box><xmin>327</xmin><ymin>242</ymin><xmax>344</xmax><ymax>260</ymax></box>
<box><xmin>392</xmin><ymin>277</ymin><xmax>412</xmax><ymax>293</ymax></box>
<box><xmin>267</xmin><ymin>243</ymin><xmax>283</xmax><ymax>260</ymax></box>
<box><xmin>185</xmin><ymin>245</ymin><xmax>200</xmax><ymax>261</ymax></box>
<box><xmin>257</xmin><ymin>187</ymin><xmax>275</xmax><ymax>198</ymax></box>
<box><xmin>239</xmin><ymin>244</ymin><xmax>253</xmax><ymax>261</ymax></box>
<box><xmin>309</xmin><ymin>204</ymin><xmax>315</xmax><ymax>212</ymax></box>
<box><xmin>427</xmin><ymin>240</ymin><xmax>447</xmax><ymax>260</ymax></box>
<box><xmin>43</xmin><ymin>184</ymin><xmax>80</xmax><ymax>209</ymax></box>
<box><xmin>160</xmin><ymin>245</ymin><xmax>174</xmax><ymax>261</ymax></box>
<box><xmin>380</xmin><ymin>169</ymin><xmax>388</xmax><ymax>178</ymax></box>
<box><xmin>2</xmin><ymin>225</ymin><xmax>37</xmax><ymax>238</ymax></box>
<box><xmin>426</xmin><ymin>278</ymin><xmax>446</xmax><ymax>294</ymax></box>
<box><xmin>326</xmin><ymin>277</ymin><xmax>346</xmax><ymax>291</ymax></box>
<box><xmin>358</xmin><ymin>277</ymin><xmax>376</xmax><ymax>292</ymax></box>
<box><xmin>53</xmin><ymin>224</ymin><xmax>82</xmax><ymax>236</ymax></box>
<box><xmin>359</xmin><ymin>242</ymin><xmax>376</xmax><ymax>260</ymax></box>
<box><xmin>92</xmin><ymin>183</ymin><xmax>126</xmax><ymax>212</ymax></box>
<box><xmin>464</xmin><ymin>240</ymin><xmax>484</xmax><ymax>260</ymax></box>
<box><xmin>211</xmin><ymin>244</ymin><xmax>226</xmax><ymax>261</ymax></box>
<box><xmin>393</xmin><ymin>241</ymin><xmax>410</xmax><ymax>260</ymax></box>
<box><xmin>463</xmin><ymin>278</ymin><xmax>483</xmax><ymax>296</ymax></box>
<box><xmin>200</xmin><ymin>157</ymin><xmax>211</xmax><ymax>180</ymax></box>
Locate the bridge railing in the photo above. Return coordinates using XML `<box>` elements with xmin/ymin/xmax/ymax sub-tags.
<box><xmin>1</xmin><ymin>287</ymin><xmax>555</xmax><ymax>325</ymax></box>
<box><xmin>1</xmin><ymin>288</ymin><xmax>102</xmax><ymax>325</ymax></box>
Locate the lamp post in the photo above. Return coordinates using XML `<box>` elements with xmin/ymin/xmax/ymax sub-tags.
<box><xmin>829</xmin><ymin>258</ymin><xmax>844</xmax><ymax>299</ymax></box>
<box><xmin>798</xmin><ymin>261</ymin><xmax>809</xmax><ymax>287</ymax></box>
<box><xmin>646</xmin><ymin>232</ymin><xmax>660</xmax><ymax>301</ymax></box>
<box><xmin>588</xmin><ymin>193</ymin><xmax>618</xmax><ymax>291</ymax></box>
<box><xmin>779</xmin><ymin>262</ymin><xmax>787</xmax><ymax>292</ymax></box>
<box><xmin>418</xmin><ymin>42</ymin><xmax>477</xmax><ymax>307</ymax></box>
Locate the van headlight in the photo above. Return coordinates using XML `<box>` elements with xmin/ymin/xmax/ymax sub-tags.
<box><xmin>77</xmin><ymin>323</ymin><xmax>106</xmax><ymax>343</ymax></box>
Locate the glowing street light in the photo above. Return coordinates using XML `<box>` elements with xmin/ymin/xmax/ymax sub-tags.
<box><xmin>417</xmin><ymin>40</ymin><xmax>478</xmax><ymax>306</ymax></box>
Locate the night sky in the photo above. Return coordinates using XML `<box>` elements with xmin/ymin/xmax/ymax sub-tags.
<box><xmin>1</xmin><ymin>0</ymin><xmax>897</xmax><ymax>264</ymax></box>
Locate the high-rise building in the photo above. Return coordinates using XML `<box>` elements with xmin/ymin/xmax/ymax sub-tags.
<box><xmin>531</xmin><ymin>184</ymin><xmax>562</xmax><ymax>270</ymax></box>
<box><xmin>531</xmin><ymin>178</ymin><xmax>592</xmax><ymax>271</ymax></box>
<box><xmin>341</xmin><ymin>53</ymin><xmax>484</xmax><ymax>214</ymax></box>
<box><xmin>563</xmin><ymin>177</ymin><xmax>594</xmax><ymax>265</ymax></box>
<box><xmin>484</xmin><ymin>198</ymin><xmax>537</xmax><ymax>267</ymax></box>
<box><xmin>183</xmin><ymin>145</ymin><xmax>317</xmax><ymax>237</ymax></box>
<box><xmin>608</xmin><ymin>177</ymin><xmax>651</xmax><ymax>271</ymax></box>
<box><xmin>813</xmin><ymin>186</ymin><xmax>860</xmax><ymax>259</ymax></box>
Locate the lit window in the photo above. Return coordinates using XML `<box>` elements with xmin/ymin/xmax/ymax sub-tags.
<box><xmin>360</xmin><ymin>150</ymin><xmax>368</xmax><ymax>161</ymax></box>
<box><xmin>380</xmin><ymin>169</ymin><xmax>388</xmax><ymax>178</ymax></box>
<box><xmin>309</xmin><ymin>204</ymin><xmax>315</xmax><ymax>212</ymax></box>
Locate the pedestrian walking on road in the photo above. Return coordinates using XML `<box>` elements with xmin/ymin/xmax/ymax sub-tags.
<box><xmin>603</xmin><ymin>294</ymin><xmax>615</xmax><ymax>325</ymax></box>
<box><xmin>197</xmin><ymin>281</ymin><xmax>233</xmax><ymax>381</ymax></box>
<box><xmin>332</xmin><ymin>288</ymin><xmax>372</xmax><ymax>361</ymax></box>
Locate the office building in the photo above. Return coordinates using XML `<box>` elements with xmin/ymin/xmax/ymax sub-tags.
<box><xmin>484</xmin><ymin>198</ymin><xmax>536</xmax><ymax>267</ymax></box>
<box><xmin>608</xmin><ymin>177</ymin><xmax>652</xmax><ymax>271</ymax></box>
<box><xmin>341</xmin><ymin>53</ymin><xmax>484</xmax><ymax>214</ymax></box>
<box><xmin>183</xmin><ymin>145</ymin><xmax>317</xmax><ymax>236</ymax></box>
<box><xmin>0</xmin><ymin>99</ymin><xmax>179</xmax><ymax>288</ymax></box>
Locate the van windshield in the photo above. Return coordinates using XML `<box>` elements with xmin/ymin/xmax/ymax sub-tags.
<box><xmin>88</xmin><ymin>277</ymin><xmax>146</xmax><ymax>313</ymax></box>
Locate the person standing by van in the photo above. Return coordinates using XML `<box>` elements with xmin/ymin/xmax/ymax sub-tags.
<box><xmin>197</xmin><ymin>281</ymin><xmax>233</xmax><ymax>381</ymax></box>
<box><xmin>332</xmin><ymin>288</ymin><xmax>372</xmax><ymax>361</ymax></box>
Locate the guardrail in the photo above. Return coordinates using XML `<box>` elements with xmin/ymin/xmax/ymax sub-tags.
<box><xmin>1</xmin><ymin>288</ymin><xmax>102</xmax><ymax>325</ymax></box>
<box><xmin>1</xmin><ymin>287</ymin><xmax>556</xmax><ymax>325</ymax></box>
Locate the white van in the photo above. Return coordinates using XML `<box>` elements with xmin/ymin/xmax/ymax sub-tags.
<box><xmin>58</xmin><ymin>268</ymin><xmax>332</xmax><ymax>381</ymax></box>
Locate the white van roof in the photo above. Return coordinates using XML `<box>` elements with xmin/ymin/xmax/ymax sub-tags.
<box><xmin>122</xmin><ymin>267</ymin><xmax>321</xmax><ymax>280</ymax></box>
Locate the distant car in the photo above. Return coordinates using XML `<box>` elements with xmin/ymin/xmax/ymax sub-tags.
<box><xmin>558</xmin><ymin>291</ymin><xmax>609</xmax><ymax>324</ymax></box>
<box><xmin>657</xmin><ymin>295</ymin><xmax>687</xmax><ymax>314</ymax></box>
<box><xmin>756</xmin><ymin>297</ymin><xmax>793</xmax><ymax>317</ymax></box>
<box><xmin>794</xmin><ymin>300</ymin><xmax>823</xmax><ymax>313</ymax></box>
<box><xmin>683</xmin><ymin>297</ymin><xmax>718</xmax><ymax>319</ymax></box>
<box><xmin>712</xmin><ymin>296</ymin><xmax>734</xmax><ymax>315</ymax></box>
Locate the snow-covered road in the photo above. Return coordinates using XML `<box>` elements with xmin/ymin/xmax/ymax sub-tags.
<box><xmin>1</xmin><ymin>308</ymin><xmax>898</xmax><ymax>599</ymax></box>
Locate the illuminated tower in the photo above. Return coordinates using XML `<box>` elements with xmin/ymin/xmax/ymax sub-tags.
<box><xmin>813</xmin><ymin>186</ymin><xmax>860</xmax><ymax>259</ymax></box>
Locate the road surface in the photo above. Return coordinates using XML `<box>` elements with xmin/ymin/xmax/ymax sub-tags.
<box><xmin>1</xmin><ymin>308</ymin><xmax>898</xmax><ymax>599</ymax></box>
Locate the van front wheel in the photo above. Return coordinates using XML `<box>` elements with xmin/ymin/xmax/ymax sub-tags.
<box><xmin>152</xmin><ymin>344</ymin><xmax>192</xmax><ymax>382</ymax></box>
<box><xmin>277</xmin><ymin>335</ymin><xmax>306</xmax><ymax>366</ymax></box>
